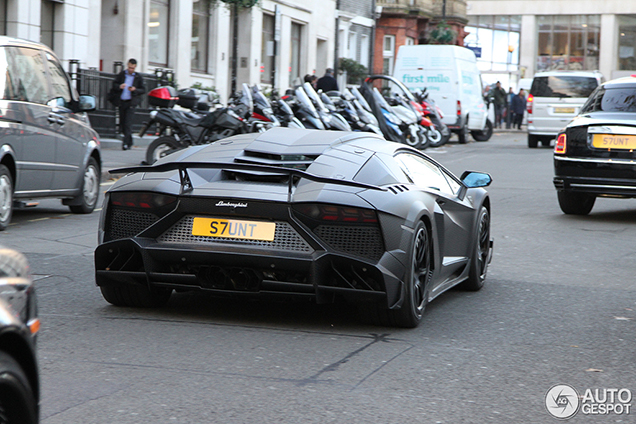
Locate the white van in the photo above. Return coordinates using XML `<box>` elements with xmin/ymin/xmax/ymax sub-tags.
<box><xmin>393</xmin><ymin>45</ymin><xmax>492</xmax><ymax>143</ymax></box>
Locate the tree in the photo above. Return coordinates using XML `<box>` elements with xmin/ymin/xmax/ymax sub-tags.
<box><xmin>338</xmin><ymin>58</ymin><xmax>368</xmax><ymax>84</ymax></box>
<box><xmin>429</xmin><ymin>22</ymin><xmax>457</xmax><ymax>45</ymax></box>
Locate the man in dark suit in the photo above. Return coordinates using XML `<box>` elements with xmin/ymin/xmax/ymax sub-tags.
<box><xmin>111</xmin><ymin>59</ymin><xmax>145</xmax><ymax>150</ymax></box>
<box><xmin>316</xmin><ymin>68</ymin><xmax>338</xmax><ymax>92</ymax></box>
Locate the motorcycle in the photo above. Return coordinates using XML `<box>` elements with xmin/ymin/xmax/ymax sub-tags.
<box><xmin>302</xmin><ymin>82</ymin><xmax>351</xmax><ymax>131</ymax></box>
<box><xmin>324</xmin><ymin>89</ymin><xmax>382</xmax><ymax>135</ymax></box>
<box><xmin>141</xmin><ymin>85</ymin><xmax>251</xmax><ymax>164</ymax></box>
<box><xmin>413</xmin><ymin>88</ymin><xmax>451</xmax><ymax>147</ymax></box>
<box><xmin>359</xmin><ymin>78</ymin><xmax>425</xmax><ymax>148</ymax></box>
<box><xmin>284</xmin><ymin>85</ymin><xmax>325</xmax><ymax>130</ymax></box>
<box><xmin>270</xmin><ymin>90</ymin><xmax>305</xmax><ymax>128</ymax></box>
<box><xmin>249</xmin><ymin>85</ymin><xmax>281</xmax><ymax>132</ymax></box>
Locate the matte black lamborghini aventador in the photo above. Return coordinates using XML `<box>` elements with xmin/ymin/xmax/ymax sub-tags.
<box><xmin>95</xmin><ymin>128</ymin><xmax>493</xmax><ymax>327</ymax></box>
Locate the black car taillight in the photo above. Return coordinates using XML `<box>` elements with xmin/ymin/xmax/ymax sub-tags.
<box><xmin>292</xmin><ymin>204</ymin><xmax>378</xmax><ymax>224</ymax></box>
<box><xmin>110</xmin><ymin>192</ymin><xmax>177</xmax><ymax>210</ymax></box>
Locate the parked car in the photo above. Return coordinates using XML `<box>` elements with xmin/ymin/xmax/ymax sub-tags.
<box><xmin>527</xmin><ymin>70</ymin><xmax>603</xmax><ymax>148</ymax></box>
<box><xmin>95</xmin><ymin>128</ymin><xmax>493</xmax><ymax>328</ymax></box>
<box><xmin>0</xmin><ymin>246</ymin><xmax>40</xmax><ymax>423</ymax></box>
<box><xmin>0</xmin><ymin>36</ymin><xmax>101</xmax><ymax>230</ymax></box>
<box><xmin>554</xmin><ymin>76</ymin><xmax>636</xmax><ymax>215</ymax></box>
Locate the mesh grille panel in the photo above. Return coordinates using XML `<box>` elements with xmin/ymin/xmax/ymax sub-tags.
<box><xmin>158</xmin><ymin>215</ymin><xmax>313</xmax><ymax>252</ymax></box>
<box><xmin>108</xmin><ymin>209</ymin><xmax>159</xmax><ymax>240</ymax></box>
<box><xmin>314</xmin><ymin>225</ymin><xmax>384</xmax><ymax>261</ymax></box>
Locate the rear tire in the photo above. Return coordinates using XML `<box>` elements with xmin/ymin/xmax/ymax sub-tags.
<box><xmin>146</xmin><ymin>136</ymin><xmax>182</xmax><ymax>165</ymax></box>
<box><xmin>457</xmin><ymin>122</ymin><xmax>468</xmax><ymax>144</ymax></box>
<box><xmin>471</xmin><ymin>119</ymin><xmax>493</xmax><ymax>142</ymax></box>
<box><xmin>100</xmin><ymin>283</ymin><xmax>172</xmax><ymax>308</ymax></box>
<box><xmin>0</xmin><ymin>351</ymin><xmax>38</xmax><ymax>424</ymax></box>
<box><xmin>541</xmin><ymin>137</ymin><xmax>552</xmax><ymax>147</ymax></box>
<box><xmin>69</xmin><ymin>157</ymin><xmax>100</xmax><ymax>214</ymax></box>
<box><xmin>528</xmin><ymin>134</ymin><xmax>539</xmax><ymax>148</ymax></box>
<box><xmin>557</xmin><ymin>191</ymin><xmax>596</xmax><ymax>215</ymax></box>
<box><xmin>0</xmin><ymin>165</ymin><xmax>13</xmax><ymax>231</ymax></box>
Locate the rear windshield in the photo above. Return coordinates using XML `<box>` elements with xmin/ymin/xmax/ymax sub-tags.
<box><xmin>530</xmin><ymin>76</ymin><xmax>598</xmax><ymax>98</ymax></box>
<box><xmin>580</xmin><ymin>87</ymin><xmax>636</xmax><ymax>113</ymax></box>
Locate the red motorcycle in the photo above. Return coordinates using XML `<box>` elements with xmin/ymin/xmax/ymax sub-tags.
<box><xmin>413</xmin><ymin>88</ymin><xmax>451</xmax><ymax>147</ymax></box>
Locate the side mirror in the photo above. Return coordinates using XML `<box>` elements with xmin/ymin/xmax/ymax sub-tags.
<box><xmin>78</xmin><ymin>95</ymin><xmax>96</xmax><ymax>112</ymax></box>
<box><xmin>461</xmin><ymin>171</ymin><xmax>492</xmax><ymax>188</ymax></box>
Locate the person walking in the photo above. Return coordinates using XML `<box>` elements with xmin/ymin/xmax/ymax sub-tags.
<box><xmin>489</xmin><ymin>81</ymin><xmax>507</xmax><ymax>129</ymax></box>
<box><xmin>316</xmin><ymin>68</ymin><xmax>338</xmax><ymax>92</ymax></box>
<box><xmin>505</xmin><ymin>87</ymin><xmax>514</xmax><ymax>129</ymax></box>
<box><xmin>111</xmin><ymin>59</ymin><xmax>145</xmax><ymax>150</ymax></box>
<box><xmin>511</xmin><ymin>88</ymin><xmax>527</xmax><ymax>130</ymax></box>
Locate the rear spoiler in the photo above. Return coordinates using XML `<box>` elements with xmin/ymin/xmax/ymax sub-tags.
<box><xmin>110</xmin><ymin>161</ymin><xmax>386</xmax><ymax>199</ymax></box>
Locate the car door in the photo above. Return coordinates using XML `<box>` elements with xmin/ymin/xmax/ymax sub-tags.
<box><xmin>395</xmin><ymin>152</ymin><xmax>474</xmax><ymax>285</ymax></box>
<box><xmin>4</xmin><ymin>46</ymin><xmax>57</xmax><ymax>194</ymax></box>
<box><xmin>43</xmin><ymin>51</ymin><xmax>86</xmax><ymax>191</ymax></box>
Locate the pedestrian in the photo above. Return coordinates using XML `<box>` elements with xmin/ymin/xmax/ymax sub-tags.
<box><xmin>111</xmin><ymin>59</ymin><xmax>145</xmax><ymax>150</ymax></box>
<box><xmin>489</xmin><ymin>81</ymin><xmax>507</xmax><ymax>129</ymax></box>
<box><xmin>316</xmin><ymin>68</ymin><xmax>338</xmax><ymax>92</ymax></box>
<box><xmin>304</xmin><ymin>74</ymin><xmax>318</xmax><ymax>90</ymax></box>
<box><xmin>505</xmin><ymin>87</ymin><xmax>514</xmax><ymax>129</ymax></box>
<box><xmin>511</xmin><ymin>88</ymin><xmax>527</xmax><ymax>130</ymax></box>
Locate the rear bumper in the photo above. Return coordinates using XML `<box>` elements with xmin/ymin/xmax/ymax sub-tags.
<box><xmin>95</xmin><ymin>237</ymin><xmax>404</xmax><ymax>306</ymax></box>
<box><xmin>554</xmin><ymin>155</ymin><xmax>636</xmax><ymax>196</ymax></box>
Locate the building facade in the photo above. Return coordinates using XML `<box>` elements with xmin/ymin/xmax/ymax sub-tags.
<box><xmin>466</xmin><ymin>0</ymin><xmax>636</xmax><ymax>89</ymax></box>
<box><xmin>0</xmin><ymin>0</ymin><xmax>339</xmax><ymax>102</ymax></box>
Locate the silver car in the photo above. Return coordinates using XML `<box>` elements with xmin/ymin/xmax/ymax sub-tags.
<box><xmin>0</xmin><ymin>36</ymin><xmax>101</xmax><ymax>230</ymax></box>
<box><xmin>527</xmin><ymin>70</ymin><xmax>603</xmax><ymax>148</ymax></box>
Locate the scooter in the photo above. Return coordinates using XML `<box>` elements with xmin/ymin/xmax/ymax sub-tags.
<box><xmin>302</xmin><ymin>82</ymin><xmax>351</xmax><ymax>131</ymax></box>
<box><xmin>413</xmin><ymin>88</ymin><xmax>451</xmax><ymax>147</ymax></box>
<box><xmin>325</xmin><ymin>89</ymin><xmax>382</xmax><ymax>135</ymax></box>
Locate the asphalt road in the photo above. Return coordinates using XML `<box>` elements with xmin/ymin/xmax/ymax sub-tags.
<box><xmin>3</xmin><ymin>131</ymin><xmax>635</xmax><ymax>423</ymax></box>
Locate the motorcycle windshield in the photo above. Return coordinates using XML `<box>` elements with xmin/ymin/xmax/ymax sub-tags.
<box><xmin>320</xmin><ymin>92</ymin><xmax>337</xmax><ymax>113</ymax></box>
<box><xmin>303</xmin><ymin>82</ymin><xmax>329</xmax><ymax>113</ymax></box>
<box><xmin>277</xmin><ymin>98</ymin><xmax>294</xmax><ymax>117</ymax></box>
<box><xmin>295</xmin><ymin>86</ymin><xmax>320</xmax><ymax>118</ymax></box>
<box><xmin>351</xmin><ymin>86</ymin><xmax>373</xmax><ymax>112</ymax></box>
<box><xmin>252</xmin><ymin>88</ymin><xmax>270</xmax><ymax>110</ymax></box>
<box><xmin>241</xmin><ymin>83</ymin><xmax>254</xmax><ymax>113</ymax></box>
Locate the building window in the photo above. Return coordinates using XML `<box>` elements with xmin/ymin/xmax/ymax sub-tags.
<box><xmin>536</xmin><ymin>15</ymin><xmax>600</xmax><ymax>72</ymax></box>
<box><xmin>406</xmin><ymin>37</ymin><xmax>415</xmax><ymax>46</ymax></box>
<box><xmin>290</xmin><ymin>22</ymin><xmax>302</xmax><ymax>86</ymax></box>
<box><xmin>360</xmin><ymin>34</ymin><xmax>369</xmax><ymax>68</ymax></box>
<box><xmin>192</xmin><ymin>0</ymin><xmax>210</xmax><ymax>72</ymax></box>
<box><xmin>348</xmin><ymin>31</ymin><xmax>357</xmax><ymax>60</ymax></box>
<box><xmin>382</xmin><ymin>35</ymin><xmax>395</xmax><ymax>75</ymax></box>
<box><xmin>618</xmin><ymin>15</ymin><xmax>636</xmax><ymax>71</ymax></box>
<box><xmin>261</xmin><ymin>14</ymin><xmax>275</xmax><ymax>84</ymax></box>
<box><xmin>0</xmin><ymin>0</ymin><xmax>5</xmax><ymax>35</ymax></box>
<box><xmin>149</xmin><ymin>0</ymin><xmax>170</xmax><ymax>66</ymax></box>
<box><xmin>465</xmin><ymin>15</ymin><xmax>521</xmax><ymax>73</ymax></box>
<box><xmin>40</xmin><ymin>0</ymin><xmax>56</xmax><ymax>49</ymax></box>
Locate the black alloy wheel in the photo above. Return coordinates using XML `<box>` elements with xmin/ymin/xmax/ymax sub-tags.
<box><xmin>0</xmin><ymin>351</ymin><xmax>38</xmax><ymax>424</ymax></box>
<box><xmin>461</xmin><ymin>206</ymin><xmax>490</xmax><ymax>291</ymax></box>
<box><xmin>390</xmin><ymin>221</ymin><xmax>431</xmax><ymax>328</ymax></box>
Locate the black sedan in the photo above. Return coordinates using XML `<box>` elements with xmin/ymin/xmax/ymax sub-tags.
<box><xmin>95</xmin><ymin>128</ymin><xmax>493</xmax><ymax>328</ymax></box>
<box><xmin>0</xmin><ymin>246</ymin><xmax>39</xmax><ymax>424</ymax></box>
<box><xmin>554</xmin><ymin>76</ymin><xmax>636</xmax><ymax>214</ymax></box>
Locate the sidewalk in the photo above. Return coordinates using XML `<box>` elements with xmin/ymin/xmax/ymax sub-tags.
<box><xmin>100</xmin><ymin>135</ymin><xmax>151</xmax><ymax>181</ymax></box>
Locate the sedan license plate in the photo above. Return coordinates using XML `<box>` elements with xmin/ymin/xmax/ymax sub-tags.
<box><xmin>592</xmin><ymin>134</ymin><xmax>636</xmax><ymax>150</ymax></box>
<box><xmin>192</xmin><ymin>218</ymin><xmax>276</xmax><ymax>241</ymax></box>
<box><xmin>554</xmin><ymin>107</ymin><xmax>575</xmax><ymax>114</ymax></box>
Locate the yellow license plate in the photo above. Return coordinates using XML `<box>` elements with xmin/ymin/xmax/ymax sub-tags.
<box><xmin>592</xmin><ymin>134</ymin><xmax>636</xmax><ymax>150</ymax></box>
<box><xmin>192</xmin><ymin>218</ymin><xmax>276</xmax><ymax>241</ymax></box>
<box><xmin>554</xmin><ymin>107</ymin><xmax>575</xmax><ymax>113</ymax></box>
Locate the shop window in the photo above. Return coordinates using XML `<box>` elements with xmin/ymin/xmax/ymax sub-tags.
<box><xmin>618</xmin><ymin>15</ymin><xmax>636</xmax><ymax>70</ymax></box>
<box><xmin>191</xmin><ymin>0</ymin><xmax>210</xmax><ymax>73</ymax></box>
<box><xmin>149</xmin><ymin>0</ymin><xmax>170</xmax><ymax>66</ymax></box>
<box><xmin>465</xmin><ymin>15</ymin><xmax>520</xmax><ymax>73</ymax></box>
<box><xmin>536</xmin><ymin>15</ymin><xmax>600</xmax><ymax>72</ymax></box>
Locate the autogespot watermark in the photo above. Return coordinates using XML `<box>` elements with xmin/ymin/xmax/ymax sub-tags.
<box><xmin>545</xmin><ymin>384</ymin><xmax>632</xmax><ymax>419</ymax></box>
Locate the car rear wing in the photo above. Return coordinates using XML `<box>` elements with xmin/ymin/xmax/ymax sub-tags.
<box><xmin>110</xmin><ymin>162</ymin><xmax>386</xmax><ymax>200</ymax></box>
